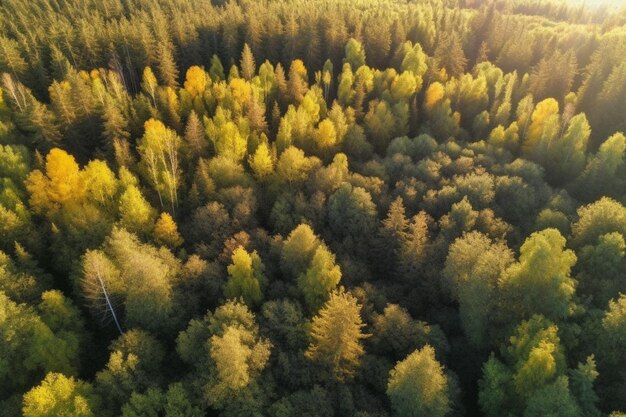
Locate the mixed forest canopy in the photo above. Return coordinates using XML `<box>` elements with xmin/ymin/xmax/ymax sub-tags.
<box><xmin>0</xmin><ymin>0</ymin><xmax>625</xmax><ymax>416</ymax></box>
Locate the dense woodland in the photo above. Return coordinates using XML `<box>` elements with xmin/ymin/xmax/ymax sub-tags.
<box><xmin>0</xmin><ymin>0</ymin><xmax>625</xmax><ymax>416</ymax></box>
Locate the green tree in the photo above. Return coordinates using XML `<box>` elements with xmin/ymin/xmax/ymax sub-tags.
<box><xmin>280</xmin><ymin>223</ymin><xmax>322</xmax><ymax>279</ymax></box>
<box><xmin>137</xmin><ymin>118</ymin><xmax>181</xmax><ymax>215</ymax></box>
<box><xmin>344</xmin><ymin>38</ymin><xmax>366</xmax><ymax>71</ymax></box>
<box><xmin>598</xmin><ymin>294</ymin><xmax>626</xmax><ymax>391</ymax></box>
<box><xmin>95</xmin><ymin>330</ymin><xmax>165</xmax><ymax>414</ymax></box>
<box><xmin>387</xmin><ymin>345</ymin><xmax>451</xmax><ymax>417</ymax></box>
<box><xmin>22</xmin><ymin>373</ymin><xmax>101</xmax><ymax>417</ymax></box>
<box><xmin>305</xmin><ymin>289</ymin><xmax>368</xmax><ymax>380</ymax></box>
<box><xmin>444</xmin><ymin>231</ymin><xmax>514</xmax><ymax>348</ymax></box>
<box><xmin>0</xmin><ymin>291</ymin><xmax>81</xmax><ymax>395</ymax></box>
<box><xmin>205</xmin><ymin>107</ymin><xmax>248</xmax><ymax>162</ymax></box>
<box><xmin>500</xmin><ymin>229</ymin><xmax>577</xmax><ymax>323</ymax></box>
<box><xmin>570</xmin><ymin>133</ymin><xmax>625</xmax><ymax>201</ymax></box>
<box><xmin>576</xmin><ymin>232</ymin><xmax>625</xmax><ymax>307</ymax></box>
<box><xmin>571</xmin><ymin>198</ymin><xmax>626</xmax><ymax>248</ymax></box>
<box><xmin>118</xmin><ymin>185</ymin><xmax>156</xmax><ymax>236</ymax></box>
<box><xmin>224</xmin><ymin>246</ymin><xmax>265</xmax><ymax>307</ymax></box>
<box><xmin>153</xmin><ymin>212</ymin><xmax>183</xmax><ymax>249</ymax></box>
<box><xmin>248</xmin><ymin>141</ymin><xmax>274</xmax><ymax>179</ymax></box>
<box><xmin>209</xmin><ymin>55</ymin><xmax>225</xmax><ymax>81</ymax></box>
<box><xmin>479</xmin><ymin>315</ymin><xmax>598</xmax><ymax>417</ymax></box>
<box><xmin>176</xmin><ymin>300</ymin><xmax>271</xmax><ymax>411</ymax></box>
<box><xmin>120</xmin><ymin>384</ymin><xmax>203</xmax><ymax>417</ymax></box>
<box><xmin>297</xmin><ymin>245</ymin><xmax>341</xmax><ymax>312</ymax></box>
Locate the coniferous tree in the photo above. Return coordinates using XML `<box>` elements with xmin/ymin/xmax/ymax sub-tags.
<box><xmin>305</xmin><ymin>288</ymin><xmax>368</xmax><ymax>380</ymax></box>
<box><xmin>240</xmin><ymin>43</ymin><xmax>256</xmax><ymax>81</ymax></box>
<box><xmin>387</xmin><ymin>345</ymin><xmax>451</xmax><ymax>417</ymax></box>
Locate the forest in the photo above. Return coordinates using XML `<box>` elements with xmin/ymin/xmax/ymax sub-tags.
<box><xmin>0</xmin><ymin>0</ymin><xmax>625</xmax><ymax>416</ymax></box>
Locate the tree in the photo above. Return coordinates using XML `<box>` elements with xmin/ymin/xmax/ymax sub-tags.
<box><xmin>337</xmin><ymin>63</ymin><xmax>355</xmax><ymax>107</ymax></box>
<box><xmin>590</xmin><ymin>61</ymin><xmax>626</xmax><ymax>143</ymax></box>
<box><xmin>522</xmin><ymin>98</ymin><xmax>560</xmax><ymax>161</ymax></box>
<box><xmin>81</xmin><ymin>228</ymin><xmax>180</xmax><ymax>334</ymax></box>
<box><xmin>434</xmin><ymin>32</ymin><xmax>467</xmax><ymax>78</ymax></box>
<box><xmin>118</xmin><ymin>185</ymin><xmax>156</xmax><ymax>236</ymax></box>
<box><xmin>153</xmin><ymin>212</ymin><xmax>183</xmax><ymax>249</ymax></box>
<box><xmin>240</xmin><ymin>43</ymin><xmax>256</xmax><ymax>81</ymax></box>
<box><xmin>570</xmin><ymin>133</ymin><xmax>625</xmax><ymax>202</ymax></box>
<box><xmin>101</xmin><ymin>99</ymin><xmax>131</xmax><ymax>165</ymax></box>
<box><xmin>327</xmin><ymin>184</ymin><xmax>377</xmax><ymax>247</ymax></box>
<box><xmin>275</xmin><ymin>146</ymin><xmax>320</xmax><ymax>185</ymax></box>
<box><xmin>80</xmin><ymin>250</ymin><xmax>124</xmax><ymax>334</ymax></box>
<box><xmin>280</xmin><ymin>223</ymin><xmax>321</xmax><ymax>279</ymax></box>
<box><xmin>401</xmin><ymin>42</ymin><xmax>428</xmax><ymax>84</ymax></box>
<box><xmin>120</xmin><ymin>384</ymin><xmax>203</xmax><ymax>417</ymax></box>
<box><xmin>571</xmin><ymin>198</ymin><xmax>626</xmax><ymax>248</ymax></box>
<box><xmin>1</xmin><ymin>74</ymin><xmax>61</xmax><ymax>147</ymax></box>
<box><xmin>344</xmin><ymin>38</ymin><xmax>366</xmax><ymax>71</ymax></box>
<box><xmin>184</xmin><ymin>110</ymin><xmax>207</xmax><ymax>159</ymax></box>
<box><xmin>248</xmin><ymin>141</ymin><xmax>274</xmax><ymax>179</ymax></box>
<box><xmin>0</xmin><ymin>291</ymin><xmax>81</xmax><ymax>395</ymax></box>
<box><xmin>176</xmin><ymin>300</ymin><xmax>271</xmax><ymax>411</ymax></box>
<box><xmin>205</xmin><ymin>107</ymin><xmax>248</xmax><ymax>162</ymax></box>
<box><xmin>576</xmin><ymin>232</ymin><xmax>625</xmax><ymax>308</ymax></box>
<box><xmin>444</xmin><ymin>231</ymin><xmax>514</xmax><ymax>348</ymax></box>
<box><xmin>95</xmin><ymin>330</ymin><xmax>165</xmax><ymax>414</ymax></box>
<box><xmin>479</xmin><ymin>315</ymin><xmax>598</xmax><ymax>417</ymax></box>
<box><xmin>305</xmin><ymin>289</ymin><xmax>369</xmax><ymax>380</ymax></box>
<box><xmin>183</xmin><ymin>66</ymin><xmax>208</xmax><ymax>97</ymax></box>
<box><xmin>500</xmin><ymin>229</ymin><xmax>577</xmax><ymax>323</ymax></box>
<box><xmin>22</xmin><ymin>373</ymin><xmax>101</xmax><ymax>417</ymax></box>
<box><xmin>286</xmin><ymin>67</ymin><xmax>307</xmax><ymax>110</ymax></box>
<box><xmin>315</xmin><ymin>118</ymin><xmax>337</xmax><ymax>153</ymax></box>
<box><xmin>546</xmin><ymin>113</ymin><xmax>590</xmax><ymax>184</ymax></box>
<box><xmin>25</xmin><ymin>148</ymin><xmax>84</xmax><ymax>214</ymax></box>
<box><xmin>224</xmin><ymin>246</ymin><xmax>265</xmax><ymax>307</ymax></box>
<box><xmin>137</xmin><ymin>118</ymin><xmax>181</xmax><ymax>215</ymax></box>
<box><xmin>423</xmin><ymin>83</ymin><xmax>460</xmax><ymax>140</ymax></box>
<box><xmin>297</xmin><ymin>245</ymin><xmax>341</xmax><ymax>312</ymax></box>
<box><xmin>363</xmin><ymin>19</ymin><xmax>391</xmax><ymax>68</ymax></box>
<box><xmin>529</xmin><ymin>50</ymin><xmax>577</xmax><ymax>102</ymax></box>
<box><xmin>209</xmin><ymin>55</ymin><xmax>225</xmax><ymax>81</ymax></box>
<box><xmin>387</xmin><ymin>345</ymin><xmax>451</xmax><ymax>417</ymax></box>
<box><xmin>155</xmin><ymin>43</ymin><xmax>179</xmax><ymax>88</ymax></box>
<box><xmin>141</xmin><ymin>67</ymin><xmax>158</xmax><ymax>107</ymax></box>
<box><xmin>207</xmin><ymin>325</ymin><xmax>269</xmax><ymax>405</ymax></box>
<box><xmin>365</xmin><ymin>99</ymin><xmax>397</xmax><ymax>153</ymax></box>
<box><xmin>598</xmin><ymin>294</ymin><xmax>626</xmax><ymax>410</ymax></box>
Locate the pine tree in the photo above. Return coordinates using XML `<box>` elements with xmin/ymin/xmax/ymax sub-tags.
<box><xmin>344</xmin><ymin>38</ymin><xmax>366</xmax><ymax>71</ymax></box>
<box><xmin>245</xmin><ymin>95</ymin><xmax>267</xmax><ymax>134</ymax></box>
<box><xmin>224</xmin><ymin>246</ymin><xmax>265</xmax><ymax>307</ymax></box>
<box><xmin>363</xmin><ymin>18</ymin><xmax>391</xmax><ymax>68</ymax></box>
<box><xmin>434</xmin><ymin>32</ymin><xmax>468</xmax><ymax>78</ymax></box>
<box><xmin>209</xmin><ymin>55</ymin><xmax>225</xmax><ymax>81</ymax></box>
<box><xmin>248</xmin><ymin>141</ymin><xmax>274</xmax><ymax>179</ymax></box>
<box><xmin>184</xmin><ymin>110</ymin><xmax>207</xmax><ymax>159</ymax></box>
<box><xmin>297</xmin><ymin>245</ymin><xmax>342</xmax><ymax>312</ymax></box>
<box><xmin>287</xmin><ymin>60</ymin><xmax>308</xmax><ymax>105</ymax></box>
<box><xmin>101</xmin><ymin>99</ymin><xmax>130</xmax><ymax>163</ymax></box>
<box><xmin>156</xmin><ymin>43</ymin><xmax>179</xmax><ymax>88</ymax></box>
<box><xmin>153</xmin><ymin>212</ymin><xmax>183</xmax><ymax>248</ymax></box>
<box><xmin>305</xmin><ymin>288</ymin><xmax>369</xmax><ymax>380</ymax></box>
<box><xmin>274</xmin><ymin>63</ymin><xmax>288</xmax><ymax>109</ymax></box>
<box><xmin>0</xmin><ymin>37</ymin><xmax>28</xmax><ymax>83</ymax></box>
<box><xmin>240</xmin><ymin>43</ymin><xmax>256</xmax><ymax>81</ymax></box>
<box><xmin>387</xmin><ymin>345</ymin><xmax>451</xmax><ymax>417</ymax></box>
